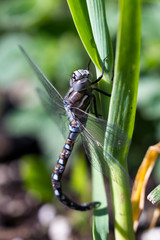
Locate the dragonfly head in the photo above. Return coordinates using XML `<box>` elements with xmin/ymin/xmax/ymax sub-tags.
<box><xmin>70</xmin><ymin>69</ymin><xmax>92</xmax><ymax>91</ymax></box>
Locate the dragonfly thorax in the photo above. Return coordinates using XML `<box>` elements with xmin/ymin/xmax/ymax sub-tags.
<box><xmin>70</xmin><ymin>69</ymin><xmax>91</xmax><ymax>92</ymax></box>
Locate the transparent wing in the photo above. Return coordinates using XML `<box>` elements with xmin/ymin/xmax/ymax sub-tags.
<box><xmin>71</xmin><ymin>109</ymin><xmax>130</xmax><ymax>185</ymax></box>
<box><xmin>80</xmin><ymin>125</ymin><xmax>130</xmax><ymax>186</ymax></box>
<box><xmin>20</xmin><ymin>46</ymin><xmax>69</xmax><ymax>135</ymax></box>
<box><xmin>37</xmin><ymin>88</ymin><xmax>69</xmax><ymax>135</ymax></box>
<box><xmin>20</xmin><ymin>46</ymin><xmax>64</xmax><ymax>107</ymax></box>
<box><xmin>72</xmin><ymin>107</ymin><xmax>130</xmax><ymax>149</ymax></box>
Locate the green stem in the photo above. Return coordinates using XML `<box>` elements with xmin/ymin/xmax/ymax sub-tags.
<box><xmin>105</xmin><ymin>0</ymin><xmax>141</xmax><ymax>239</ymax></box>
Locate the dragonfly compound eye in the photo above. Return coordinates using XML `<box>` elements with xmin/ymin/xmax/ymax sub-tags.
<box><xmin>70</xmin><ymin>70</ymin><xmax>91</xmax><ymax>91</ymax></box>
<box><xmin>73</xmin><ymin>70</ymin><xmax>90</xmax><ymax>80</ymax></box>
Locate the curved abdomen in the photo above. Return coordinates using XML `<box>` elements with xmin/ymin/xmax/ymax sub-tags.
<box><xmin>51</xmin><ymin>121</ymin><xmax>100</xmax><ymax>211</ymax></box>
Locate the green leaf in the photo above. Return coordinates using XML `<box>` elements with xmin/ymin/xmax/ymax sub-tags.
<box><xmin>105</xmin><ymin>0</ymin><xmax>141</xmax><ymax>239</ymax></box>
<box><xmin>67</xmin><ymin>0</ymin><xmax>113</xmax><ymax>80</ymax></box>
<box><xmin>147</xmin><ymin>185</ymin><xmax>160</xmax><ymax>204</ymax></box>
<box><xmin>67</xmin><ymin>1</ymin><xmax>97</xmax><ymax>63</ymax></box>
<box><xmin>86</xmin><ymin>0</ymin><xmax>113</xmax><ymax>78</ymax></box>
<box><xmin>86</xmin><ymin>0</ymin><xmax>113</xmax><ymax>120</ymax></box>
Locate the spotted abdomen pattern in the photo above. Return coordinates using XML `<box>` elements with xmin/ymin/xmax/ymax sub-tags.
<box><xmin>51</xmin><ymin>121</ymin><xmax>99</xmax><ymax>211</ymax></box>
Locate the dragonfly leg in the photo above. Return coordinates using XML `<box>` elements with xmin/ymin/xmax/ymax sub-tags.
<box><xmin>51</xmin><ymin>131</ymin><xmax>100</xmax><ymax>211</ymax></box>
<box><xmin>90</xmin><ymin>56</ymin><xmax>108</xmax><ymax>85</ymax></box>
<box><xmin>92</xmin><ymin>87</ymin><xmax>111</xmax><ymax>97</ymax></box>
<box><xmin>90</xmin><ymin>57</ymin><xmax>111</xmax><ymax>97</ymax></box>
<box><xmin>91</xmin><ymin>94</ymin><xmax>102</xmax><ymax>118</ymax></box>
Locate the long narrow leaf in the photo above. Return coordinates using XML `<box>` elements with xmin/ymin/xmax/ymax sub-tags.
<box><xmin>67</xmin><ymin>1</ymin><xmax>100</xmax><ymax>69</ymax></box>
<box><xmin>105</xmin><ymin>0</ymin><xmax>141</xmax><ymax>239</ymax></box>
<box><xmin>148</xmin><ymin>185</ymin><xmax>160</xmax><ymax>205</ymax></box>
<box><xmin>86</xmin><ymin>0</ymin><xmax>113</xmax><ymax>120</ymax></box>
<box><xmin>86</xmin><ymin>0</ymin><xmax>113</xmax><ymax>78</ymax></box>
<box><xmin>86</xmin><ymin>2</ymin><xmax>112</xmax><ymax>239</ymax></box>
<box><xmin>67</xmin><ymin>0</ymin><xmax>112</xmax><ymax>80</ymax></box>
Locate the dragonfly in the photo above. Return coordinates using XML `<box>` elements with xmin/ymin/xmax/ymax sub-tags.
<box><xmin>20</xmin><ymin>46</ymin><xmax>130</xmax><ymax>211</ymax></box>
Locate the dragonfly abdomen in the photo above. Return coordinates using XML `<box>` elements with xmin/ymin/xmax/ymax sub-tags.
<box><xmin>51</xmin><ymin>121</ymin><xmax>100</xmax><ymax>211</ymax></box>
<box><xmin>51</xmin><ymin>137</ymin><xmax>75</xmax><ymax>184</ymax></box>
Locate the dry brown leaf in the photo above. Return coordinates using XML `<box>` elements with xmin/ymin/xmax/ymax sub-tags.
<box><xmin>131</xmin><ymin>142</ymin><xmax>160</xmax><ymax>232</ymax></box>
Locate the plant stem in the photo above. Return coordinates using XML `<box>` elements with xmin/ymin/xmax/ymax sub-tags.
<box><xmin>105</xmin><ymin>0</ymin><xmax>141</xmax><ymax>239</ymax></box>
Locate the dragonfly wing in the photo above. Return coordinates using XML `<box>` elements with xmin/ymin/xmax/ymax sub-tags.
<box><xmin>80</xmin><ymin>127</ymin><xmax>130</xmax><ymax>187</ymax></box>
<box><xmin>37</xmin><ymin>88</ymin><xmax>69</xmax><ymax>136</ymax></box>
<box><xmin>20</xmin><ymin>46</ymin><xmax>64</xmax><ymax>107</ymax></box>
<box><xmin>73</xmin><ymin>107</ymin><xmax>130</xmax><ymax>149</ymax></box>
<box><xmin>85</xmin><ymin>117</ymin><xmax>130</xmax><ymax>150</ymax></box>
<box><xmin>81</xmin><ymin>119</ymin><xmax>129</xmax><ymax>187</ymax></box>
<box><xmin>20</xmin><ymin>46</ymin><xmax>69</xmax><ymax>136</ymax></box>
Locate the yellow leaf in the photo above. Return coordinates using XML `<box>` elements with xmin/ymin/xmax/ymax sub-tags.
<box><xmin>131</xmin><ymin>142</ymin><xmax>160</xmax><ymax>231</ymax></box>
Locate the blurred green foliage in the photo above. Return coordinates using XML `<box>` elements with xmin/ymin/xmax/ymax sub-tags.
<box><xmin>0</xmin><ymin>0</ymin><xmax>61</xmax><ymax>29</ymax></box>
<box><xmin>0</xmin><ymin>0</ymin><xmax>160</xmax><ymax>222</ymax></box>
<box><xmin>20</xmin><ymin>154</ymin><xmax>53</xmax><ymax>202</ymax></box>
<box><xmin>70</xmin><ymin>150</ymin><xmax>91</xmax><ymax>202</ymax></box>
